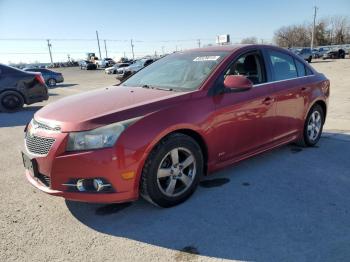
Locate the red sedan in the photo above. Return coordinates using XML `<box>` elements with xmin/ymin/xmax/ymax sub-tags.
<box><xmin>22</xmin><ymin>45</ymin><xmax>329</xmax><ymax>207</ymax></box>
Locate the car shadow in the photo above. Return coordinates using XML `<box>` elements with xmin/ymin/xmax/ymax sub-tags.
<box><xmin>66</xmin><ymin>132</ymin><xmax>350</xmax><ymax>261</ymax></box>
<box><xmin>0</xmin><ymin>105</ymin><xmax>42</xmax><ymax>127</ymax></box>
<box><xmin>50</xmin><ymin>83</ymin><xmax>77</xmax><ymax>89</ymax></box>
<box><xmin>311</xmin><ymin>60</ymin><xmax>333</xmax><ymax>63</ymax></box>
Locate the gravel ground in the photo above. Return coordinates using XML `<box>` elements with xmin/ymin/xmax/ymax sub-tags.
<box><xmin>1</xmin><ymin>60</ymin><xmax>350</xmax><ymax>262</ymax></box>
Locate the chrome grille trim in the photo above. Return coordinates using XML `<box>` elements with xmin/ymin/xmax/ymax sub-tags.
<box><xmin>25</xmin><ymin>133</ymin><xmax>55</xmax><ymax>156</ymax></box>
<box><xmin>32</xmin><ymin>119</ymin><xmax>61</xmax><ymax>132</ymax></box>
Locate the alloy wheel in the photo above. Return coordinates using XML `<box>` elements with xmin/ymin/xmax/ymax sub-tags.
<box><xmin>307</xmin><ymin>111</ymin><xmax>322</xmax><ymax>141</ymax></box>
<box><xmin>156</xmin><ymin>147</ymin><xmax>196</xmax><ymax>197</ymax></box>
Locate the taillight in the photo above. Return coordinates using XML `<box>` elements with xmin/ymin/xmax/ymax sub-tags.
<box><xmin>35</xmin><ymin>74</ymin><xmax>46</xmax><ymax>85</ymax></box>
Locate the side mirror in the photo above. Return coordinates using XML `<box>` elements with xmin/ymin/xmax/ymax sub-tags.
<box><xmin>224</xmin><ymin>75</ymin><xmax>253</xmax><ymax>91</ymax></box>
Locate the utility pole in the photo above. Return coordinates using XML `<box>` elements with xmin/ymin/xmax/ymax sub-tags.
<box><xmin>104</xmin><ymin>40</ymin><xmax>108</xmax><ymax>58</ymax></box>
<box><xmin>130</xmin><ymin>39</ymin><xmax>135</xmax><ymax>60</ymax></box>
<box><xmin>311</xmin><ymin>6</ymin><xmax>318</xmax><ymax>50</ymax></box>
<box><xmin>175</xmin><ymin>45</ymin><xmax>178</xmax><ymax>52</ymax></box>
<box><xmin>197</xmin><ymin>39</ymin><xmax>201</xmax><ymax>48</ymax></box>
<box><xmin>96</xmin><ymin>30</ymin><xmax>102</xmax><ymax>59</ymax></box>
<box><xmin>162</xmin><ymin>46</ymin><xmax>165</xmax><ymax>55</ymax></box>
<box><xmin>47</xmin><ymin>39</ymin><xmax>53</xmax><ymax>65</ymax></box>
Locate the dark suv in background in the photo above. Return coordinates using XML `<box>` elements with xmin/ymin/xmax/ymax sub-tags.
<box><xmin>23</xmin><ymin>68</ymin><xmax>64</xmax><ymax>87</ymax></box>
<box><xmin>0</xmin><ymin>64</ymin><xmax>48</xmax><ymax>112</ymax></box>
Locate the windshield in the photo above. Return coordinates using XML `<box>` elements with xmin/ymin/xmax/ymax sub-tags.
<box><xmin>121</xmin><ymin>51</ymin><xmax>228</xmax><ymax>91</ymax></box>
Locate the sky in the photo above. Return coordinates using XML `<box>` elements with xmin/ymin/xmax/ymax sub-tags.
<box><xmin>0</xmin><ymin>0</ymin><xmax>349</xmax><ymax>64</ymax></box>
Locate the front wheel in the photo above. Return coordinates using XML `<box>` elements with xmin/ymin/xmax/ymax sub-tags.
<box><xmin>141</xmin><ymin>133</ymin><xmax>203</xmax><ymax>207</ymax></box>
<box><xmin>297</xmin><ymin>104</ymin><xmax>324</xmax><ymax>147</ymax></box>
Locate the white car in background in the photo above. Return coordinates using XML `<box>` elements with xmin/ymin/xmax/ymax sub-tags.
<box><xmin>96</xmin><ymin>58</ymin><xmax>115</xmax><ymax>68</ymax></box>
<box><xmin>105</xmin><ymin>63</ymin><xmax>131</xmax><ymax>74</ymax></box>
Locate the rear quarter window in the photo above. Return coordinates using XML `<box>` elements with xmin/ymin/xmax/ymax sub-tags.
<box><xmin>294</xmin><ymin>59</ymin><xmax>306</xmax><ymax>77</ymax></box>
<box><xmin>305</xmin><ymin>66</ymin><xmax>313</xmax><ymax>75</ymax></box>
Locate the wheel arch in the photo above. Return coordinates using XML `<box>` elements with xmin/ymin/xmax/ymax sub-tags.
<box><xmin>313</xmin><ymin>100</ymin><xmax>327</xmax><ymax>120</ymax></box>
<box><xmin>166</xmin><ymin>128</ymin><xmax>209</xmax><ymax>175</ymax></box>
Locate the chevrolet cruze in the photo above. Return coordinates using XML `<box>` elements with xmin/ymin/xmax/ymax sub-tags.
<box><xmin>22</xmin><ymin>45</ymin><xmax>329</xmax><ymax>207</ymax></box>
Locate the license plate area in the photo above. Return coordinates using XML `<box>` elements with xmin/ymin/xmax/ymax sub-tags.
<box><xmin>22</xmin><ymin>152</ymin><xmax>38</xmax><ymax>177</ymax></box>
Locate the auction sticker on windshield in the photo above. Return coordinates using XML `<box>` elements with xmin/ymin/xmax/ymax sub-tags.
<box><xmin>193</xmin><ymin>56</ymin><xmax>220</xmax><ymax>61</ymax></box>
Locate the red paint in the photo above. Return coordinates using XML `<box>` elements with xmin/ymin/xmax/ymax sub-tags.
<box><xmin>25</xmin><ymin>45</ymin><xmax>329</xmax><ymax>203</ymax></box>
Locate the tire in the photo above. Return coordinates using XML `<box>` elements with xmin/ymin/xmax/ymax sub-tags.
<box><xmin>307</xmin><ymin>56</ymin><xmax>312</xmax><ymax>63</ymax></box>
<box><xmin>296</xmin><ymin>104</ymin><xmax>324</xmax><ymax>147</ymax></box>
<box><xmin>141</xmin><ymin>133</ymin><xmax>204</xmax><ymax>208</ymax></box>
<box><xmin>47</xmin><ymin>78</ymin><xmax>56</xmax><ymax>87</ymax></box>
<box><xmin>0</xmin><ymin>90</ymin><xmax>24</xmax><ymax>112</ymax></box>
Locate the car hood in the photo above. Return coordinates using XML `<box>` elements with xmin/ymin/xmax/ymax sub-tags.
<box><xmin>35</xmin><ymin>86</ymin><xmax>188</xmax><ymax>132</ymax></box>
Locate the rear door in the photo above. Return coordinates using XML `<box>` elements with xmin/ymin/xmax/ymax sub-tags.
<box><xmin>263</xmin><ymin>48</ymin><xmax>307</xmax><ymax>141</ymax></box>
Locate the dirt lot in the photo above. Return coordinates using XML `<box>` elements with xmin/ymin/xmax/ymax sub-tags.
<box><xmin>1</xmin><ymin>60</ymin><xmax>350</xmax><ymax>262</ymax></box>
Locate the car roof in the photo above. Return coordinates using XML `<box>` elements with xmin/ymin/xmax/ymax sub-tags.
<box><xmin>182</xmin><ymin>44</ymin><xmax>281</xmax><ymax>54</ymax></box>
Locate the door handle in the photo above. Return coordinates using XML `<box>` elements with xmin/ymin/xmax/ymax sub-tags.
<box><xmin>262</xmin><ymin>97</ymin><xmax>274</xmax><ymax>105</ymax></box>
<box><xmin>301</xmin><ymin>87</ymin><xmax>308</xmax><ymax>92</ymax></box>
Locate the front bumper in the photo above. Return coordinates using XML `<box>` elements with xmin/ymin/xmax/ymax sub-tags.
<box><xmin>24</xmin><ymin>130</ymin><xmax>143</xmax><ymax>203</ymax></box>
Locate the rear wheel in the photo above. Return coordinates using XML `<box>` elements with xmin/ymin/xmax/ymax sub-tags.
<box><xmin>141</xmin><ymin>133</ymin><xmax>203</xmax><ymax>207</ymax></box>
<box><xmin>0</xmin><ymin>90</ymin><xmax>24</xmax><ymax>112</ymax></box>
<box><xmin>296</xmin><ymin>104</ymin><xmax>324</xmax><ymax>147</ymax></box>
<box><xmin>47</xmin><ymin>78</ymin><xmax>56</xmax><ymax>87</ymax></box>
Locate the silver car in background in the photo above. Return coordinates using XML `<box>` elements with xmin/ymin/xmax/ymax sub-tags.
<box><xmin>104</xmin><ymin>63</ymin><xmax>130</xmax><ymax>74</ymax></box>
<box><xmin>116</xmin><ymin>58</ymin><xmax>154</xmax><ymax>80</ymax></box>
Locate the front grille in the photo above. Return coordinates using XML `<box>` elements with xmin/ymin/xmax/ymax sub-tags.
<box><xmin>32</xmin><ymin>119</ymin><xmax>61</xmax><ymax>131</ymax></box>
<box><xmin>25</xmin><ymin>133</ymin><xmax>55</xmax><ymax>156</ymax></box>
<box><xmin>36</xmin><ymin>173</ymin><xmax>51</xmax><ymax>187</ymax></box>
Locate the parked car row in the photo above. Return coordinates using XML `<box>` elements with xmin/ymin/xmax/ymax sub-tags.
<box><xmin>291</xmin><ymin>45</ymin><xmax>349</xmax><ymax>62</ymax></box>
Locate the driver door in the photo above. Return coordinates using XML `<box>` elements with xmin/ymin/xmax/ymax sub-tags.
<box><xmin>211</xmin><ymin>50</ymin><xmax>276</xmax><ymax>163</ymax></box>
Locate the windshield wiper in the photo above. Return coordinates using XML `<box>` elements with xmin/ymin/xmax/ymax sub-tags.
<box><xmin>141</xmin><ymin>84</ymin><xmax>173</xmax><ymax>91</ymax></box>
<box><xmin>153</xmin><ymin>86</ymin><xmax>173</xmax><ymax>91</ymax></box>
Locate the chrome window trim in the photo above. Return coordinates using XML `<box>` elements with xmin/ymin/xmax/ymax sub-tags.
<box><xmin>253</xmin><ymin>74</ymin><xmax>315</xmax><ymax>87</ymax></box>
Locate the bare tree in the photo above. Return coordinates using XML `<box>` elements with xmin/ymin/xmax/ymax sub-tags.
<box><xmin>274</xmin><ymin>15</ymin><xmax>350</xmax><ymax>47</ymax></box>
<box><xmin>328</xmin><ymin>15</ymin><xmax>349</xmax><ymax>44</ymax></box>
<box><xmin>274</xmin><ymin>24</ymin><xmax>310</xmax><ymax>47</ymax></box>
<box><xmin>240</xmin><ymin>37</ymin><xmax>258</xmax><ymax>44</ymax></box>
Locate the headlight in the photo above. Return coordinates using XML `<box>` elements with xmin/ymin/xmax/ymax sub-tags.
<box><xmin>66</xmin><ymin>118</ymin><xmax>141</xmax><ymax>151</ymax></box>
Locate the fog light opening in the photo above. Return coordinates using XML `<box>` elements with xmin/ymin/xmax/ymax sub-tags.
<box><xmin>93</xmin><ymin>178</ymin><xmax>111</xmax><ymax>192</ymax></box>
<box><xmin>76</xmin><ymin>179</ymin><xmax>86</xmax><ymax>192</ymax></box>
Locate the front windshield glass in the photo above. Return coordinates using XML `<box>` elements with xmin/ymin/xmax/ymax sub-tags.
<box><xmin>122</xmin><ymin>51</ymin><xmax>228</xmax><ymax>91</ymax></box>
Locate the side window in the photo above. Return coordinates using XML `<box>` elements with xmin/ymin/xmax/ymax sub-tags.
<box><xmin>267</xmin><ymin>50</ymin><xmax>297</xmax><ymax>81</ymax></box>
<box><xmin>224</xmin><ymin>52</ymin><xmax>265</xmax><ymax>85</ymax></box>
<box><xmin>294</xmin><ymin>59</ymin><xmax>306</xmax><ymax>77</ymax></box>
